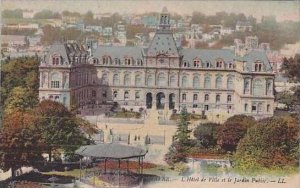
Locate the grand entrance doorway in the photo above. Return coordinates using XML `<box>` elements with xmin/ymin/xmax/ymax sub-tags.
<box><xmin>169</xmin><ymin>93</ymin><xmax>175</xmax><ymax>109</ymax></box>
<box><xmin>146</xmin><ymin>93</ymin><xmax>152</xmax><ymax>109</ymax></box>
<box><xmin>156</xmin><ymin>92</ymin><xmax>165</xmax><ymax>109</ymax></box>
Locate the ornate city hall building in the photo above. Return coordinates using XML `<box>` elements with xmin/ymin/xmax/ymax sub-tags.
<box><xmin>39</xmin><ymin>8</ymin><xmax>275</xmax><ymax>119</ymax></box>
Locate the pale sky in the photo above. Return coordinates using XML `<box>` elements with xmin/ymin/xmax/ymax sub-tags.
<box><xmin>2</xmin><ymin>0</ymin><xmax>300</xmax><ymax>22</ymax></box>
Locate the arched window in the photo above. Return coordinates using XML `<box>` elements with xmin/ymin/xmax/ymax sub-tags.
<box><xmin>194</xmin><ymin>59</ymin><xmax>200</xmax><ymax>67</ymax></box>
<box><xmin>193</xmin><ymin>76</ymin><xmax>200</xmax><ymax>88</ymax></box>
<box><xmin>113</xmin><ymin>91</ymin><xmax>118</xmax><ymax>99</ymax></box>
<box><xmin>124</xmin><ymin>74</ymin><xmax>131</xmax><ymax>86</ymax></box>
<box><xmin>204</xmin><ymin>94</ymin><xmax>209</xmax><ymax>102</ymax></box>
<box><xmin>227</xmin><ymin>95</ymin><xmax>232</xmax><ymax>102</ymax></box>
<box><xmin>147</xmin><ymin>75</ymin><xmax>154</xmax><ymax>86</ymax></box>
<box><xmin>102</xmin><ymin>73</ymin><xmax>108</xmax><ymax>85</ymax></box>
<box><xmin>157</xmin><ymin>73</ymin><xmax>166</xmax><ymax>86</ymax></box>
<box><xmin>215</xmin><ymin>76</ymin><xmax>222</xmax><ymax>89</ymax></box>
<box><xmin>52</xmin><ymin>56</ymin><xmax>60</xmax><ymax>65</ymax></box>
<box><xmin>216</xmin><ymin>60</ymin><xmax>223</xmax><ymax>68</ymax></box>
<box><xmin>204</xmin><ymin>76</ymin><xmax>211</xmax><ymax>89</ymax></box>
<box><xmin>93</xmin><ymin>58</ymin><xmax>98</xmax><ymax>64</ymax></box>
<box><xmin>113</xmin><ymin>74</ymin><xmax>120</xmax><ymax>85</ymax></box>
<box><xmin>135</xmin><ymin>74</ymin><xmax>142</xmax><ymax>86</ymax></box>
<box><xmin>253</xmin><ymin>79</ymin><xmax>263</xmax><ymax>96</ymax></box>
<box><xmin>255</xmin><ymin>62</ymin><xmax>263</xmax><ymax>72</ymax></box>
<box><xmin>227</xmin><ymin>76</ymin><xmax>234</xmax><ymax>90</ymax></box>
<box><xmin>182</xmin><ymin>75</ymin><xmax>188</xmax><ymax>87</ymax></box>
<box><xmin>124</xmin><ymin>91</ymin><xmax>129</xmax><ymax>100</ymax></box>
<box><xmin>102</xmin><ymin>56</ymin><xmax>110</xmax><ymax>64</ymax></box>
<box><xmin>125</xmin><ymin>58</ymin><xmax>131</xmax><ymax>65</ymax></box>
<box><xmin>170</xmin><ymin>75</ymin><xmax>176</xmax><ymax>87</ymax></box>
<box><xmin>183</xmin><ymin>61</ymin><xmax>188</xmax><ymax>67</ymax></box>
<box><xmin>216</xmin><ymin>94</ymin><xmax>220</xmax><ymax>103</ymax></box>
<box><xmin>50</xmin><ymin>73</ymin><xmax>61</xmax><ymax>88</ymax></box>
<box><xmin>193</xmin><ymin>94</ymin><xmax>198</xmax><ymax>101</ymax></box>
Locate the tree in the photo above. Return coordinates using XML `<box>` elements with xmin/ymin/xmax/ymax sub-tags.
<box><xmin>1</xmin><ymin>56</ymin><xmax>39</xmax><ymax>112</ymax></box>
<box><xmin>4</xmin><ymin>86</ymin><xmax>38</xmax><ymax>114</ymax></box>
<box><xmin>276</xmin><ymin>91</ymin><xmax>298</xmax><ymax>110</ymax></box>
<box><xmin>281</xmin><ymin>55</ymin><xmax>300</xmax><ymax>82</ymax></box>
<box><xmin>193</xmin><ymin>123</ymin><xmax>219</xmax><ymax>148</ymax></box>
<box><xmin>2</xmin><ymin>9</ymin><xmax>23</xmax><ymax>19</ymax></box>
<box><xmin>174</xmin><ymin>106</ymin><xmax>191</xmax><ymax>145</ymax></box>
<box><xmin>34</xmin><ymin>10</ymin><xmax>61</xmax><ymax>19</ymax></box>
<box><xmin>234</xmin><ymin>115</ymin><xmax>300</xmax><ymax>170</ymax></box>
<box><xmin>34</xmin><ymin>100</ymin><xmax>88</xmax><ymax>162</ymax></box>
<box><xmin>83</xmin><ymin>11</ymin><xmax>94</xmax><ymax>25</ymax></box>
<box><xmin>217</xmin><ymin>115</ymin><xmax>255</xmax><ymax>152</ymax></box>
<box><xmin>41</xmin><ymin>25</ymin><xmax>61</xmax><ymax>45</ymax></box>
<box><xmin>164</xmin><ymin>142</ymin><xmax>188</xmax><ymax>166</ymax></box>
<box><xmin>0</xmin><ymin>111</ymin><xmax>45</xmax><ymax>178</ymax></box>
<box><xmin>195</xmin><ymin>41</ymin><xmax>208</xmax><ymax>49</ymax></box>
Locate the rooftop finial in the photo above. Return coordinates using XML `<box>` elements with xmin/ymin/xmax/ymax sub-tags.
<box><xmin>162</xmin><ymin>7</ymin><xmax>168</xmax><ymax>13</ymax></box>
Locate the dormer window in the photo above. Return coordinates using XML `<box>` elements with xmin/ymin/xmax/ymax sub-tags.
<box><xmin>102</xmin><ymin>56</ymin><xmax>110</xmax><ymax>65</ymax></box>
<box><xmin>93</xmin><ymin>58</ymin><xmax>98</xmax><ymax>64</ymax></box>
<box><xmin>52</xmin><ymin>56</ymin><xmax>60</xmax><ymax>65</ymax></box>
<box><xmin>193</xmin><ymin>59</ymin><xmax>200</xmax><ymax>67</ymax></box>
<box><xmin>254</xmin><ymin>62</ymin><xmax>263</xmax><ymax>72</ymax></box>
<box><xmin>115</xmin><ymin>58</ymin><xmax>119</xmax><ymax>65</ymax></box>
<box><xmin>206</xmin><ymin>62</ymin><xmax>210</xmax><ymax>68</ymax></box>
<box><xmin>137</xmin><ymin>59</ymin><xmax>143</xmax><ymax>66</ymax></box>
<box><xmin>216</xmin><ymin>59</ymin><xmax>223</xmax><ymax>68</ymax></box>
<box><xmin>183</xmin><ymin>61</ymin><xmax>188</xmax><ymax>67</ymax></box>
<box><xmin>125</xmin><ymin>58</ymin><xmax>131</xmax><ymax>65</ymax></box>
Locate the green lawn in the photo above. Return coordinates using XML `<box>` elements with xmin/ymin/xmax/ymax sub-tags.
<box><xmin>113</xmin><ymin>111</ymin><xmax>141</xmax><ymax>119</ymax></box>
<box><xmin>170</xmin><ymin>113</ymin><xmax>206</xmax><ymax>121</ymax></box>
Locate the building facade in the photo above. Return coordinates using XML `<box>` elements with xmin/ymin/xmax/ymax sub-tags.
<box><xmin>39</xmin><ymin>8</ymin><xmax>275</xmax><ymax>119</ymax></box>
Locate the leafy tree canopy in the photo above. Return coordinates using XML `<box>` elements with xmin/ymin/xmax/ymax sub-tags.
<box><xmin>234</xmin><ymin>115</ymin><xmax>300</xmax><ymax>170</ymax></box>
<box><xmin>193</xmin><ymin>123</ymin><xmax>219</xmax><ymax>148</ymax></box>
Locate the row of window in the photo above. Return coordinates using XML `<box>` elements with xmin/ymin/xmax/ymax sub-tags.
<box><xmin>94</xmin><ymin>57</ymin><xmax>144</xmax><ymax>66</ymax></box>
<box><xmin>103</xmin><ymin>73</ymin><xmax>235</xmax><ymax>89</ymax></box>
<box><xmin>182</xmin><ymin>93</ymin><xmax>232</xmax><ymax>103</ymax></box>
<box><xmin>182</xmin><ymin>60</ymin><xmax>234</xmax><ymax>69</ymax></box>
<box><xmin>244</xmin><ymin>103</ymin><xmax>271</xmax><ymax>113</ymax></box>
<box><xmin>244</xmin><ymin>79</ymin><xmax>273</xmax><ymax>96</ymax></box>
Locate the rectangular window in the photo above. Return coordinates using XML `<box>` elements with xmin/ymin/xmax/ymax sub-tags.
<box><xmin>204</xmin><ymin>105</ymin><xmax>209</xmax><ymax>111</ymax></box>
<box><xmin>51</xmin><ymin>81</ymin><xmax>60</xmax><ymax>88</ymax></box>
<box><xmin>251</xmin><ymin>105</ymin><xmax>256</xmax><ymax>112</ymax></box>
<box><xmin>244</xmin><ymin>104</ymin><xmax>248</xmax><ymax>112</ymax></box>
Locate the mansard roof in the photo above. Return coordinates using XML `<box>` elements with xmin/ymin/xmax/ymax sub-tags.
<box><xmin>46</xmin><ymin>42</ymin><xmax>71</xmax><ymax>62</ymax></box>
<box><xmin>243</xmin><ymin>50</ymin><xmax>272</xmax><ymax>72</ymax></box>
<box><xmin>181</xmin><ymin>49</ymin><xmax>235</xmax><ymax>64</ymax></box>
<box><xmin>147</xmin><ymin>33</ymin><xmax>179</xmax><ymax>57</ymax></box>
<box><xmin>43</xmin><ymin>42</ymin><xmax>88</xmax><ymax>65</ymax></box>
<box><xmin>93</xmin><ymin>46</ymin><xmax>143</xmax><ymax>59</ymax></box>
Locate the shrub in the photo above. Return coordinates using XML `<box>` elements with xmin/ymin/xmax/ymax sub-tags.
<box><xmin>174</xmin><ymin>162</ymin><xmax>189</xmax><ymax>175</ymax></box>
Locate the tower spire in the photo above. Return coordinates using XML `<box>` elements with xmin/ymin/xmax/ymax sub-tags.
<box><xmin>158</xmin><ymin>7</ymin><xmax>170</xmax><ymax>32</ymax></box>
